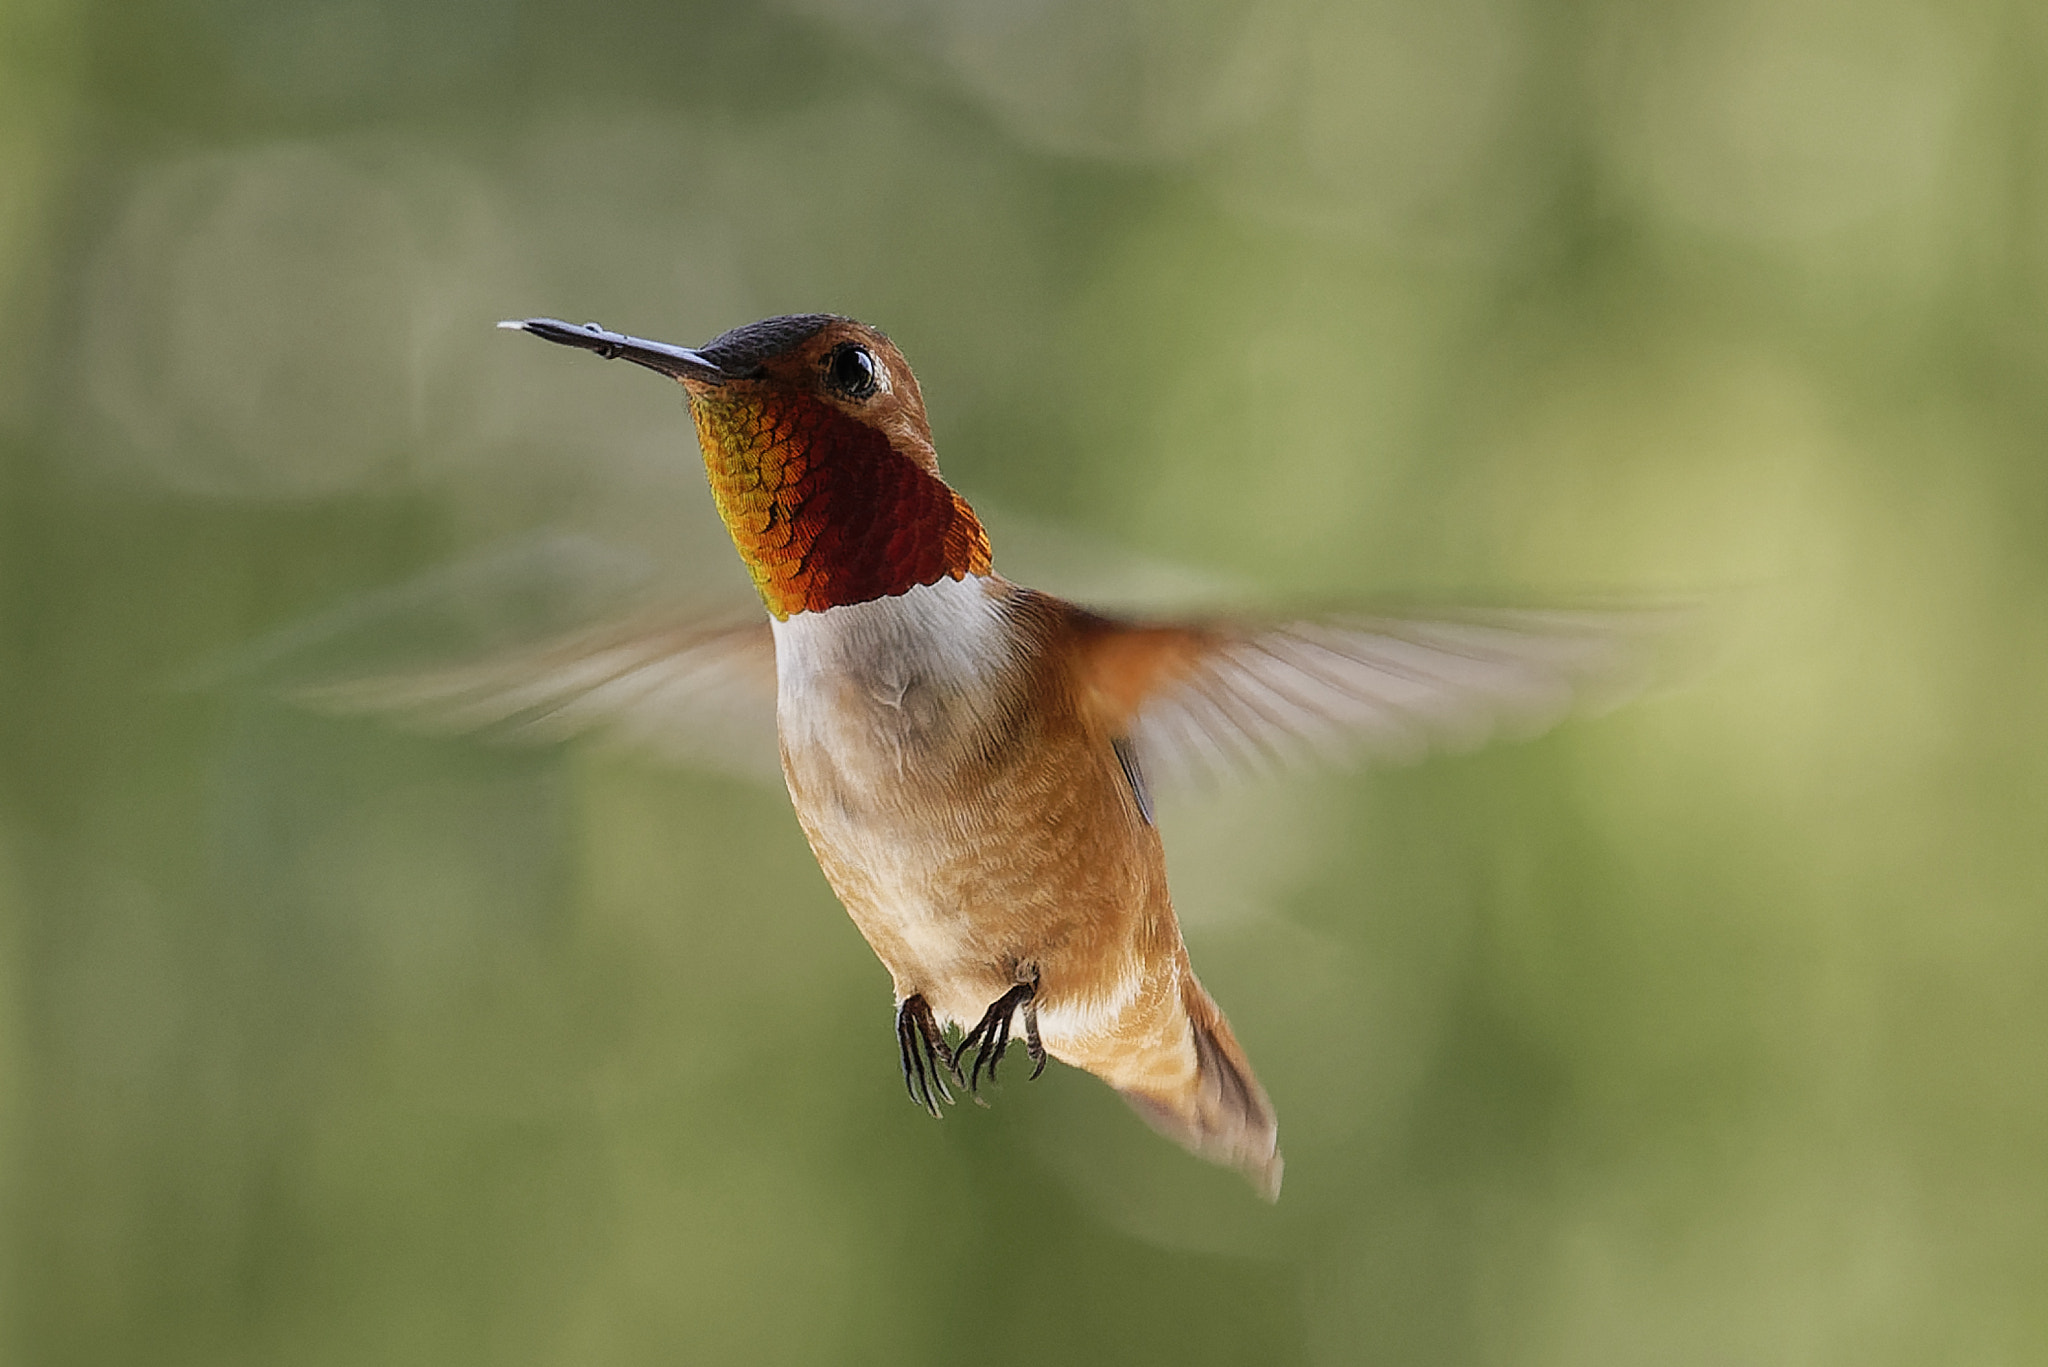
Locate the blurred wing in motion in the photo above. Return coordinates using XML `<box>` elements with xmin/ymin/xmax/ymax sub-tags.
<box><xmin>189</xmin><ymin>534</ymin><xmax>783</xmax><ymax>784</ymax></box>
<box><xmin>1081</xmin><ymin>606</ymin><xmax>1690</xmax><ymax>789</ymax></box>
<box><xmin>206</xmin><ymin>535</ymin><xmax>1685</xmax><ymax>794</ymax></box>
<box><xmin>295</xmin><ymin>611</ymin><xmax>781</xmax><ymax>782</ymax></box>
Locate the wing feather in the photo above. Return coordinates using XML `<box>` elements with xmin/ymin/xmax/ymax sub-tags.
<box><xmin>240</xmin><ymin>536</ymin><xmax>1679</xmax><ymax>799</ymax></box>
<box><xmin>1095</xmin><ymin>606</ymin><xmax>1683</xmax><ymax>786</ymax></box>
<box><xmin>294</xmin><ymin>612</ymin><xmax>781</xmax><ymax>782</ymax></box>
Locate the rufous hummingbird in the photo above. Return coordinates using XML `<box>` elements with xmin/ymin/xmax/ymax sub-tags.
<box><xmin>474</xmin><ymin>313</ymin><xmax>1666</xmax><ymax>1200</ymax></box>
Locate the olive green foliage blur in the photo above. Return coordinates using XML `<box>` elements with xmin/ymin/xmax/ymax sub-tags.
<box><xmin>2</xmin><ymin>0</ymin><xmax>2045</xmax><ymax>1363</ymax></box>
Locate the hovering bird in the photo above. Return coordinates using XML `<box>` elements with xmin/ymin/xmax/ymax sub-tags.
<box><xmin>384</xmin><ymin>313</ymin><xmax>1669</xmax><ymax>1200</ymax></box>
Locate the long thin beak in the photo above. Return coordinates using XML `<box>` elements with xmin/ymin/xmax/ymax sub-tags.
<box><xmin>498</xmin><ymin>318</ymin><xmax>729</xmax><ymax>383</ymax></box>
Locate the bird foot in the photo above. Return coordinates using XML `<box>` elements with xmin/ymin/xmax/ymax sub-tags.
<box><xmin>957</xmin><ymin>981</ymin><xmax>1047</xmax><ymax>1093</ymax></box>
<box><xmin>896</xmin><ymin>994</ymin><xmax>962</xmax><ymax>1117</ymax></box>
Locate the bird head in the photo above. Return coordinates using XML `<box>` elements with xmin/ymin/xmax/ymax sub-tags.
<box><xmin>505</xmin><ymin>314</ymin><xmax>989</xmax><ymax>619</ymax></box>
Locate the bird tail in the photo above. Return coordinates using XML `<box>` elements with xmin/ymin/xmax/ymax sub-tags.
<box><xmin>1116</xmin><ymin>968</ymin><xmax>1283</xmax><ymax>1201</ymax></box>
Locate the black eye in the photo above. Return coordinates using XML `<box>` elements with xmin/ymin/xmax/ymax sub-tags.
<box><xmin>826</xmin><ymin>343</ymin><xmax>879</xmax><ymax>399</ymax></box>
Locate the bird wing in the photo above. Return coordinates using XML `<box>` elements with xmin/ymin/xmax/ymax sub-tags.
<box><xmin>289</xmin><ymin>600</ymin><xmax>1678</xmax><ymax>791</ymax></box>
<box><xmin>1078</xmin><ymin>605</ymin><xmax>1685</xmax><ymax>789</ymax></box>
<box><xmin>293</xmin><ymin>610</ymin><xmax>782</xmax><ymax>782</ymax></box>
<box><xmin>226</xmin><ymin>537</ymin><xmax>1677</xmax><ymax>793</ymax></box>
<box><xmin>188</xmin><ymin>534</ymin><xmax>783</xmax><ymax>783</ymax></box>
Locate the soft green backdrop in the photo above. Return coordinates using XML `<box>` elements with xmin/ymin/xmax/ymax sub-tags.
<box><xmin>3</xmin><ymin>0</ymin><xmax>2045</xmax><ymax>1363</ymax></box>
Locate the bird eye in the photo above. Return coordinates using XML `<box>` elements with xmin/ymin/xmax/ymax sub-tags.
<box><xmin>826</xmin><ymin>343</ymin><xmax>879</xmax><ymax>399</ymax></box>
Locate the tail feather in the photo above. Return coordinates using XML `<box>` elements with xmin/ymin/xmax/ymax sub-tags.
<box><xmin>1117</xmin><ymin>973</ymin><xmax>1283</xmax><ymax>1200</ymax></box>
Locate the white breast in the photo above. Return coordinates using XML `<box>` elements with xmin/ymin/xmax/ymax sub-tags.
<box><xmin>770</xmin><ymin>573</ymin><xmax>1019</xmax><ymax>772</ymax></box>
<box><xmin>769</xmin><ymin>574</ymin><xmax>1029</xmax><ymax>989</ymax></box>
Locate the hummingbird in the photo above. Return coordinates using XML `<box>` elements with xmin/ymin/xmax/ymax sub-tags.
<box><xmin>446</xmin><ymin>313</ymin><xmax>1668</xmax><ymax>1200</ymax></box>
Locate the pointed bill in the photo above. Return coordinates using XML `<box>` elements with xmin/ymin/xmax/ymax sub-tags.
<box><xmin>500</xmin><ymin>318</ymin><xmax>730</xmax><ymax>383</ymax></box>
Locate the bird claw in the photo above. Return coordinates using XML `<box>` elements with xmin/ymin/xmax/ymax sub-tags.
<box><xmin>957</xmin><ymin>981</ymin><xmax>1047</xmax><ymax>1094</ymax></box>
<box><xmin>896</xmin><ymin>995</ymin><xmax>961</xmax><ymax>1117</ymax></box>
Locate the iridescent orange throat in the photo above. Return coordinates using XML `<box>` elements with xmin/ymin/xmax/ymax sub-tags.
<box><xmin>688</xmin><ymin>387</ymin><xmax>992</xmax><ymax>619</ymax></box>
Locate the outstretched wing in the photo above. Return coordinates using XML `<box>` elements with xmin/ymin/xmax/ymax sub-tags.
<box><xmin>188</xmin><ymin>534</ymin><xmax>783</xmax><ymax>783</ymax></box>
<box><xmin>293</xmin><ymin>611</ymin><xmax>781</xmax><ymax>782</ymax></box>
<box><xmin>1080</xmin><ymin>606</ymin><xmax>1686</xmax><ymax>788</ymax></box>
<box><xmin>218</xmin><ymin>537</ymin><xmax>1679</xmax><ymax>792</ymax></box>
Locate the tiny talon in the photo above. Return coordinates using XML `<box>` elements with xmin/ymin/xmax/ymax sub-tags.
<box><xmin>1024</xmin><ymin>996</ymin><xmax>1047</xmax><ymax>1080</ymax></box>
<box><xmin>961</xmin><ymin>982</ymin><xmax>1036</xmax><ymax>1095</ymax></box>
<box><xmin>924</xmin><ymin>1033</ymin><xmax>954</xmax><ymax>1107</ymax></box>
<box><xmin>987</xmin><ymin>1004</ymin><xmax>1012</xmax><ymax>1084</ymax></box>
<box><xmin>896</xmin><ymin>995</ymin><xmax>953</xmax><ymax>1117</ymax></box>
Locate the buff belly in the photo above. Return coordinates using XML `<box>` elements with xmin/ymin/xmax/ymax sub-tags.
<box><xmin>769</xmin><ymin>576</ymin><xmax>1166</xmax><ymax>1046</ymax></box>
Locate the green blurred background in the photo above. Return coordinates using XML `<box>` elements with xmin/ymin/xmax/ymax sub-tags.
<box><xmin>4</xmin><ymin>0</ymin><xmax>2046</xmax><ymax>1362</ymax></box>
